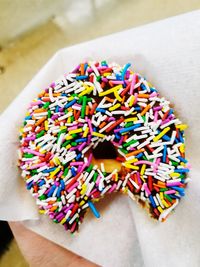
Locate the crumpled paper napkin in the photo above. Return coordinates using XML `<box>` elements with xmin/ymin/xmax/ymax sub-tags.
<box><xmin>0</xmin><ymin>10</ymin><xmax>200</xmax><ymax>267</ymax></box>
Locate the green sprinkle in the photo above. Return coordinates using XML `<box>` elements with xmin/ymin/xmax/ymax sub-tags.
<box><xmin>123</xmin><ymin>139</ymin><xmax>137</xmax><ymax>148</ymax></box>
<box><xmin>36</xmin><ymin>130</ymin><xmax>45</xmax><ymax>138</ymax></box>
<box><xmin>81</xmin><ymin>96</ymin><xmax>87</xmax><ymax>119</ymax></box>
<box><xmin>43</xmin><ymin>102</ymin><xmax>50</xmax><ymax>109</ymax></box>
<box><xmin>63</xmin><ymin>168</ymin><xmax>69</xmax><ymax>176</ymax></box>
<box><xmin>23</xmin><ymin>153</ymin><xmax>34</xmax><ymax>158</ymax></box>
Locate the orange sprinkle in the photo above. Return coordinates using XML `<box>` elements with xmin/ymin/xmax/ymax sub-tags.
<box><xmin>126</xmin><ymin>149</ymin><xmax>145</xmax><ymax>158</ymax></box>
<box><xmin>34</xmin><ymin>108</ymin><xmax>46</xmax><ymax>113</ymax></box>
<box><xmin>140</xmin><ymin>104</ymin><xmax>151</xmax><ymax>116</ymax></box>
<box><xmin>99</xmin><ymin>121</ymin><xmax>106</xmax><ymax>129</ymax></box>
<box><xmin>86</xmin><ymin>105</ymin><xmax>89</xmax><ymax>116</ymax></box>
<box><xmin>138</xmin><ymin>94</ymin><xmax>150</xmax><ymax>98</ymax></box>
<box><xmin>105</xmin><ymin>96</ymin><xmax>114</xmax><ymax>103</ymax></box>
<box><xmin>35</xmin><ymin>117</ymin><xmax>46</xmax><ymax>126</ymax></box>
<box><xmin>80</xmin><ymin>63</ymin><xmax>85</xmax><ymax>75</ymax></box>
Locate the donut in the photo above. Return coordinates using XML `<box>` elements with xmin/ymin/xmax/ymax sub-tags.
<box><xmin>18</xmin><ymin>60</ymin><xmax>190</xmax><ymax>233</ymax></box>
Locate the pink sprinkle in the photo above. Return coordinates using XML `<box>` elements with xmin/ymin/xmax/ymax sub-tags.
<box><xmin>130</xmin><ymin>74</ymin><xmax>136</xmax><ymax>95</ymax></box>
<box><xmin>86</xmin><ymin>118</ymin><xmax>93</xmax><ymax>134</ymax></box>
<box><xmin>23</xmin><ymin>148</ymin><xmax>45</xmax><ymax>157</ymax></box>
<box><xmin>167</xmin><ymin>181</ymin><xmax>181</xmax><ymax>187</ymax></box>
<box><xmin>134</xmin><ymin>160</ymin><xmax>156</xmax><ymax>167</ymax></box>
<box><xmin>67</xmin><ymin>182</ymin><xmax>79</xmax><ymax>193</ymax></box>
<box><xmin>164</xmin><ymin>190</ymin><xmax>176</xmax><ymax>194</ymax></box>
<box><xmin>154</xmin><ymin>111</ymin><xmax>158</xmax><ymax>122</ymax></box>
<box><xmin>108</xmin><ymin>184</ymin><xmax>117</xmax><ymax>193</ymax></box>
<box><xmin>143</xmin><ymin>183</ymin><xmax>151</xmax><ymax>196</ymax></box>
<box><xmin>29</xmin><ymin>162</ymin><xmax>46</xmax><ymax>170</ymax></box>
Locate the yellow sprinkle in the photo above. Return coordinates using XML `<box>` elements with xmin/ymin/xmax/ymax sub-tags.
<box><xmin>84</xmin><ymin>196</ymin><xmax>88</xmax><ymax>201</ymax></box>
<box><xmin>114</xmin><ymin>90</ymin><xmax>122</xmax><ymax>101</ymax></box>
<box><xmin>126</xmin><ymin>158</ymin><xmax>138</xmax><ymax>164</ymax></box>
<box><xmin>162</xmin><ymin>199</ymin><xmax>169</xmax><ymax>208</ymax></box>
<box><xmin>99</xmin><ymin>84</ymin><xmax>122</xmax><ymax>97</ymax></box>
<box><xmin>115</xmin><ymin>173</ymin><xmax>118</xmax><ymax>182</ymax></box>
<box><xmin>153</xmin><ymin>127</ymin><xmax>170</xmax><ymax>142</ymax></box>
<box><xmin>109</xmin><ymin>103</ymin><xmax>121</xmax><ymax>111</ymax></box>
<box><xmin>68</xmin><ymin>96</ymin><xmax>74</xmax><ymax>101</ymax></box>
<box><xmin>129</xmin><ymin>95</ymin><xmax>135</xmax><ymax>107</ymax></box>
<box><xmin>92</xmin><ymin>132</ymin><xmax>105</xmax><ymax>138</ymax></box>
<box><xmin>124</xmin><ymin>117</ymin><xmax>138</xmax><ymax>122</ymax></box>
<box><xmin>54</xmin><ymin>157</ymin><xmax>60</xmax><ymax>166</ymax></box>
<box><xmin>65</xmin><ymin>135</ymin><xmax>73</xmax><ymax>140</ymax></box>
<box><xmin>78</xmin><ymin>85</ymin><xmax>94</xmax><ymax>97</ymax></box>
<box><xmin>176</xmin><ymin>124</ymin><xmax>188</xmax><ymax>131</ymax></box>
<box><xmin>67</xmin><ymin>116</ymin><xmax>71</xmax><ymax>123</ymax></box>
<box><xmin>124</xmin><ymin>163</ymin><xmax>139</xmax><ymax>170</ymax></box>
<box><xmin>140</xmin><ymin>164</ymin><xmax>146</xmax><ymax>175</ymax></box>
<box><xmin>83</xmin><ymin>127</ymin><xmax>89</xmax><ymax>138</ymax></box>
<box><xmin>44</xmin><ymin>121</ymin><xmax>48</xmax><ymax>131</ymax></box>
<box><xmin>60</xmin><ymin>218</ymin><xmax>67</xmax><ymax>225</ymax></box>
<box><xmin>160</xmin><ymin>192</ymin><xmax>164</xmax><ymax>199</ymax></box>
<box><xmin>80</xmin><ymin>184</ymin><xmax>87</xmax><ymax>195</ymax></box>
<box><xmin>50</xmin><ymin>166</ymin><xmax>60</xmax><ymax>179</ymax></box>
<box><xmin>180</xmin><ymin>144</ymin><xmax>185</xmax><ymax>153</ymax></box>
<box><xmin>39</xmin><ymin>210</ymin><xmax>45</xmax><ymax>214</ymax></box>
<box><xmin>60</xmin><ymin>126</ymin><xmax>67</xmax><ymax>130</ymax></box>
<box><xmin>66</xmin><ymin>144</ymin><xmax>71</xmax><ymax>150</ymax></box>
<box><xmin>68</xmin><ymin>128</ymin><xmax>83</xmax><ymax>135</ymax></box>
<box><xmin>158</xmin><ymin>206</ymin><xmax>164</xmax><ymax>213</ymax></box>
<box><xmin>80</xmin><ymin>200</ymin><xmax>85</xmax><ymax>206</ymax></box>
<box><xmin>170</xmin><ymin>172</ymin><xmax>180</xmax><ymax>178</ymax></box>
<box><xmin>140</xmin><ymin>175</ymin><xmax>145</xmax><ymax>183</ymax></box>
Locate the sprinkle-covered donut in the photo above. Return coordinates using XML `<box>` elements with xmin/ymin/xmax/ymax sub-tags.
<box><xmin>18</xmin><ymin>61</ymin><xmax>190</xmax><ymax>233</ymax></box>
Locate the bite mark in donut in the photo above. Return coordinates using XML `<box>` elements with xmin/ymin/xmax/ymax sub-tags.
<box><xmin>18</xmin><ymin>61</ymin><xmax>190</xmax><ymax>233</ymax></box>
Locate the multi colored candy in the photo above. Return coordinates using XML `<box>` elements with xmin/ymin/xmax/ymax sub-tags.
<box><xmin>18</xmin><ymin>61</ymin><xmax>190</xmax><ymax>233</ymax></box>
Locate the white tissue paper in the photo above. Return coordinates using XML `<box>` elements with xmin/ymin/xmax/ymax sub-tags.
<box><xmin>0</xmin><ymin>10</ymin><xmax>200</xmax><ymax>267</ymax></box>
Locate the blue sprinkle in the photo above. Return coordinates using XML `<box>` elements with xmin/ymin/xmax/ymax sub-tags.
<box><xmin>169</xmin><ymin>109</ymin><xmax>174</xmax><ymax>115</ymax></box>
<box><xmin>26</xmin><ymin>181</ymin><xmax>34</xmax><ymax>190</ymax></box>
<box><xmin>177</xmin><ymin>156</ymin><xmax>187</xmax><ymax>163</ymax></box>
<box><xmin>25</xmin><ymin>115</ymin><xmax>32</xmax><ymax>120</ymax></box>
<box><xmin>116</xmin><ymin>74</ymin><xmax>122</xmax><ymax>80</ymax></box>
<box><xmin>56</xmin><ymin>187</ymin><xmax>62</xmax><ymax>198</ymax></box>
<box><xmin>55</xmin><ymin>105</ymin><xmax>59</xmax><ymax>113</ymax></box>
<box><xmin>178</xmin><ymin>131</ymin><xmax>184</xmax><ymax>143</ymax></box>
<box><xmin>84</xmin><ymin>63</ymin><xmax>88</xmax><ymax>72</ymax></box>
<box><xmin>60</xmin><ymin>180</ymin><xmax>65</xmax><ymax>190</ymax></box>
<box><xmin>134</xmin><ymin>107</ymin><xmax>141</xmax><ymax>111</ymax></box>
<box><xmin>88</xmin><ymin>201</ymin><xmax>100</xmax><ymax>218</ymax></box>
<box><xmin>71</xmin><ymin>167</ymin><xmax>77</xmax><ymax>176</ymax></box>
<box><xmin>75</xmin><ymin>153</ymin><xmax>81</xmax><ymax>160</ymax></box>
<box><xmin>76</xmin><ymin>75</ymin><xmax>88</xmax><ymax>80</ymax></box>
<box><xmin>162</xmin><ymin>134</ymin><xmax>171</xmax><ymax>141</ymax></box>
<box><xmin>65</xmin><ymin>99</ymin><xmax>77</xmax><ymax>109</ymax></box>
<box><xmin>121</xmin><ymin>63</ymin><xmax>131</xmax><ymax>80</ymax></box>
<box><xmin>135</xmin><ymin>152</ymin><xmax>143</xmax><ymax>159</ymax></box>
<box><xmin>149</xmin><ymin>195</ymin><xmax>156</xmax><ymax>208</ymax></box>
<box><xmin>174</xmin><ymin>168</ymin><xmax>189</xmax><ymax>173</ymax></box>
<box><xmin>47</xmin><ymin>185</ymin><xmax>56</xmax><ymax>197</ymax></box>
<box><xmin>42</xmin><ymin>167</ymin><xmax>56</xmax><ymax>173</ymax></box>
<box><xmin>171</xmin><ymin>186</ymin><xmax>185</xmax><ymax>196</ymax></box>
<box><xmin>162</xmin><ymin>145</ymin><xmax>167</xmax><ymax>162</ymax></box>
<box><xmin>115</xmin><ymin>132</ymin><xmax>121</xmax><ymax>139</ymax></box>
<box><xmin>75</xmin><ymin>138</ymin><xmax>87</xmax><ymax>143</ymax></box>
<box><xmin>96</xmin><ymin>108</ymin><xmax>107</xmax><ymax>114</ymax></box>
<box><xmin>38</xmin><ymin>180</ymin><xmax>45</xmax><ymax>186</ymax></box>
<box><xmin>168</xmin><ymin>194</ymin><xmax>181</xmax><ymax>199</ymax></box>
<box><xmin>119</xmin><ymin>123</ymin><xmax>141</xmax><ymax>134</ymax></box>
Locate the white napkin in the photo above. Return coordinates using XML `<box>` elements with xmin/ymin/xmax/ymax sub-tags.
<box><xmin>0</xmin><ymin>10</ymin><xmax>200</xmax><ymax>267</ymax></box>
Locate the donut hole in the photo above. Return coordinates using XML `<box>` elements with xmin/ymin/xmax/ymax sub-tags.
<box><xmin>93</xmin><ymin>141</ymin><xmax>117</xmax><ymax>159</ymax></box>
<box><xmin>88</xmin><ymin>141</ymin><xmax>122</xmax><ymax>173</ymax></box>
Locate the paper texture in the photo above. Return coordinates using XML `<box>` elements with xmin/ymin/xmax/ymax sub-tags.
<box><xmin>0</xmin><ymin>10</ymin><xmax>200</xmax><ymax>267</ymax></box>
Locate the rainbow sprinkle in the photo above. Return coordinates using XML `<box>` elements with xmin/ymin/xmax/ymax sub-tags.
<box><xmin>18</xmin><ymin>60</ymin><xmax>190</xmax><ymax>233</ymax></box>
